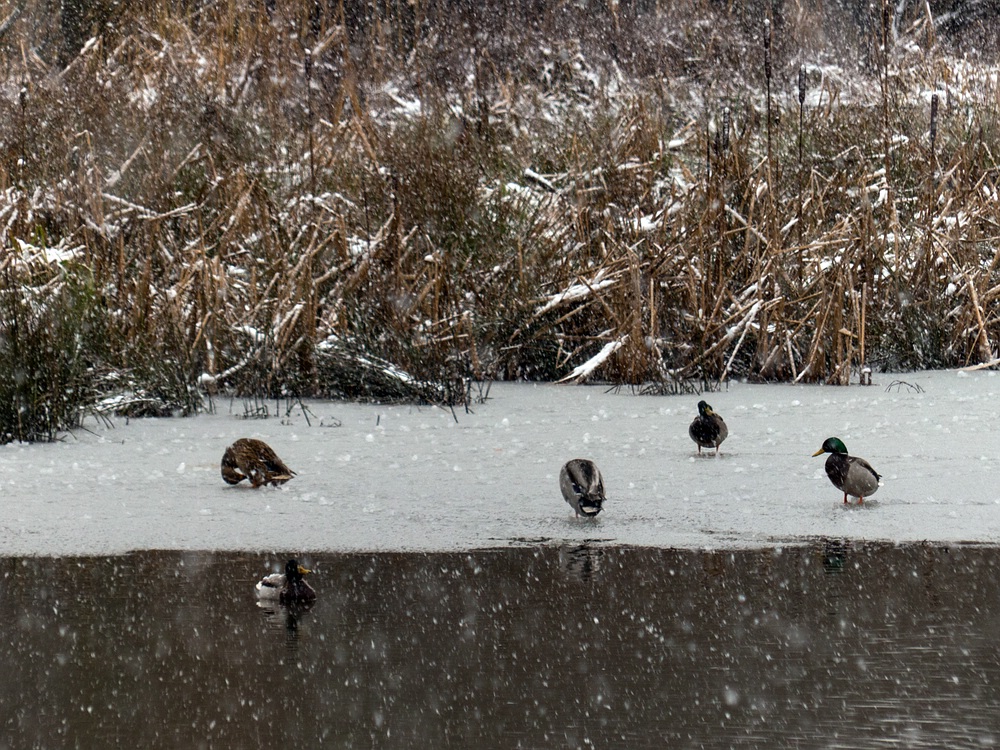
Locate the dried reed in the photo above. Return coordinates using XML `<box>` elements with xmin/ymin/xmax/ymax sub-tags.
<box><xmin>2</xmin><ymin>1</ymin><xmax>1000</xmax><ymax>441</ymax></box>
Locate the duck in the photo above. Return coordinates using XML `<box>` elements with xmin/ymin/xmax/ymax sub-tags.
<box><xmin>221</xmin><ymin>438</ymin><xmax>295</xmax><ymax>488</ymax></box>
<box><xmin>560</xmin><ymin>459</ymin><xmax>606</xmax><ymax>518</ymax></box>
<box><xmin>812</xmin><ymin>437</ymin><xmax>881</xmax><ymax>504</ymax></box>
<box><xmin>255</xmin><ymin>559</ymin><xmax>317</xmax><ymax>604</ymax></box>
<box><xmin>689</xmin><ymin>400</ymin><xmax>728</xmax><ymax>455</ymax></box>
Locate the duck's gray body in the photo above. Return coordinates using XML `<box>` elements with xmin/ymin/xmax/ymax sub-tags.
<box><xmin>560</xmin><ymin>459</ymin><xmax>606</xmax><ymax>517</ymax></box>
<box><xmin>813</xmin><ymin>437</ymin><xmax>881</xmax><ymax>504</ymax></box>
<box><xmin>689</xmin><ymin>401</ymin><xmax>728</xmax><ymax>454</ymax></box>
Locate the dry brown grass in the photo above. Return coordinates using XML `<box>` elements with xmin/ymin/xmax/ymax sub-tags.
<box><xmin>3</xmin><ymin>1</ymin><xmax>1000</xmax><ymax>439</ymax></box>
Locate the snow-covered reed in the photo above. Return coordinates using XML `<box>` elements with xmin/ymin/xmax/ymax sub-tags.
<box><xmin>3</xmin><ymin>1</ymin><xmax>1000</xmax><ymax>441</ymax></box>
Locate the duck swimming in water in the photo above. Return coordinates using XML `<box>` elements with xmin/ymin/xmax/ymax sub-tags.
<box><xmin>221</xmin><ymin>438</ymin><xmax>295</xmax><ymax>488</ymax></box>
<box><xmin>812</xmin><ymin>437</ymin><xmax>881</xmax><ymax>504</ymax></box>
<box><xmin>560</xmin><ymin>459</ymin><xmax>606</xmax><ymax>518</ymax></box>
<box><xmin>689</xmin><ymin>401</ymin><xmax>728</xmax><ymax>455</ymax></box>
<box><xmin>255</xmin><ymin>559</ymin><xmax>317</xmax><ymax>604</ymax></box>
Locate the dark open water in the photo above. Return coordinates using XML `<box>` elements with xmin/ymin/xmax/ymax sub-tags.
<box><xmin>3</xmin><ymin>542</ymin><xmax>1000</xmax><ymax>748</ymax></box>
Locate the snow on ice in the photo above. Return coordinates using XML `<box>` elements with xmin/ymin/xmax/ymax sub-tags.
<box><xmin>2</xmin><ymin>369</ymin><xmax>1000</xmax><ymax>556</ymax></box>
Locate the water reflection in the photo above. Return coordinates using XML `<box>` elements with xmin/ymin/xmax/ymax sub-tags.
<box><xmin>256</xmin><ymin>599</ymin><xmax>315</xmax><ymax>654</ymax></box>
<box><xmin>821</xmin><ymin>538</ymin><xmax>848</xmax><ymax>574</ymax></box>
<box><xmin>2</xmin><ymin>543</ymin><xmax>1000</xmax><ymax>748</ymax></box>
<box><xmin>558</xmin><ymin>543</ymin><xmax>603</xmax><ymax>582</ymax></box>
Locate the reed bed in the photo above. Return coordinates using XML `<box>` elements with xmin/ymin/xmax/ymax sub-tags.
<box><xmin>2</xmin><ymin>0</ymin><xmax>1000</xmax><ymax>440</ymax></box>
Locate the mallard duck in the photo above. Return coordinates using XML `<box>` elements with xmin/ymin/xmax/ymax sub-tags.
<box><xmin>689</xmin><ymin>400</ymin><xmax>728</xmax><ymax>455</ymax></box>
<box><xmin>255</xmin><ymin>559</ymin><xmax>317</xmax><ymax>604</ymax></box>
<box><xmin>560</xmin><ymin>459</ymin><xmax>606</xmax><ymax>518</ymax></box>
<box><xmin>221</xmin><ymin>438</ymin><xmax>295</xmax><ymax>488</ymax></box>
<box><xmin>812</xmin><ymin>437</ymin><xmax>881</xmax><ymax>504</ymax></box>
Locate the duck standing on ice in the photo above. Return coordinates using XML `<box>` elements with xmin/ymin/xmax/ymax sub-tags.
<box><xmin>560</xmin><ymin>459</ymin><xmax>606</xmax><ymax>518</ymax></box>
<box><xmin>689</xmin><ymin>401</ymin><xmax>728</xmax><ymax>455</ymax></box>
<box><xmin>812</xmin><ymin>437</ymin><xmax>881</xmax><ymax>504</ymax></box>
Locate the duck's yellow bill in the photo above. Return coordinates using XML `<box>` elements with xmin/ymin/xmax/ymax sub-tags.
<box><xmin>811</xmin><ymin>449</ymin><xmax>825</xmax><ymax>457</ymax></box>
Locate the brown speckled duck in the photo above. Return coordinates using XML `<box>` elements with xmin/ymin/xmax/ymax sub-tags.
<box><xmin>689</xmin><ymin>400</ymin><xmax>728</xmax><ymax>455</ymax></box>
<box><xmin>812</xmin><ymin>437</ymin><xmax>881</xmax><ymax>504</ymax></box>
<box><xmin>221</xmin><ymin>438</ymin><xmax>295</xmax><ymax>488</ymax></box>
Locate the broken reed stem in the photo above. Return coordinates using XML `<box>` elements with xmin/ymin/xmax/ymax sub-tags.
<box><xmin>965</xmin><ymin>273</ymin><xmax>993</xmax><ymax>365</ymax></box>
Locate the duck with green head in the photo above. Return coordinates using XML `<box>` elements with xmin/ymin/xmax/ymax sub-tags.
<box><xmin>255</xmin><ymin>559</ymin><xmax>317</xmax><ymax>604</ymax></box>
<box><xmin>812</xmin><ymin>437</ymin><xmax>881</xmax><ymax>504</ymax></box>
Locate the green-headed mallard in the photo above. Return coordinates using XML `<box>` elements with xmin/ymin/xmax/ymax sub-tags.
<box><xmin>689</xmin><ymin>400</ymin><xmax>728</xmax><ymax>455</ymax></box>
<box><xmin>255</xmin><ymin>559</ymin><xmax>317</xmax><ymax>604</ymax></box>
<box><xmin>560</xmin><ymin>459</ymin><xmax>606</xmax><ymax>518</ymax></box>
<box><xmin>221</xmin><ymin>438</ymin><xmax>295</xmax><ymax>488</ymax></box>
<box><xmin>812</xmin><ymin>437</ymin><xmax>881</xmax><ymax>504</ymax></box>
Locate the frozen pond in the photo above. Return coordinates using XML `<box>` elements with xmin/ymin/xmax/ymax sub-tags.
<box><xmin>4</xmin><ymin>370</ymin><xmax>1000</xmax><ymax>747</ymax></box>
<box><xmin>2</xmin><ymin>369</ymin><xmax>1000</xmax><ymax>555</ymax></box>
<box><xmin>5</xmin><ymin>543</ymin><xmax>1000</xmax><ymax>748</ymax></box>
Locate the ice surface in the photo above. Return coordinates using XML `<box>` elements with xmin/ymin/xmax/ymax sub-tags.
<box><xmin>2</xmin><ymin>369</ymin><xmax>1000</xmax><ymax>556</ymax></box>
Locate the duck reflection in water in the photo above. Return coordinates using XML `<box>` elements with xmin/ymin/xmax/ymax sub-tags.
<box><xmin>822</xmin><ymin>539</ymin><xmax>849</xmax><ymax>575</ymax></box>
<box><xmin>559</xmin><ymin>544</ymin><xmax>604</xmax><ymax>582</ymax></box>
<box><xmin>256</xmin><ymin>597</ymin><xmax>315</xmax><ymax>652</ymax></box>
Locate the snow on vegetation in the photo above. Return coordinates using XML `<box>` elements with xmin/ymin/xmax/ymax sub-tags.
<box><xmin>11</xmin><ymin>238</ymin><xmax>84</xmax><ymax>267</ymax></box>
<box><xmin>557</xmin><ymin>336</ymin><xmax>626</xmax><ymax>383</ymax></box>
<box><xmin>4</xmin><ymin>2</ymin><xmax>1000</xmax><ymax>443</ymax></box>
<box><xmin>535</xmin><ymin>268</ymin><xmax>618</xmax><ymax>316</ymax></box>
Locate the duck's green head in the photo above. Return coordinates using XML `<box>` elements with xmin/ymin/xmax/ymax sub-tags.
<box><xmin>697</xmin><ymin>400</ymin><xmax>714</xmax><ymax>417</ymax></box>
<box><xmin>812</xmin><ymin>437</ymin><xmax>848</xmax><ymax>457</ymax></box>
